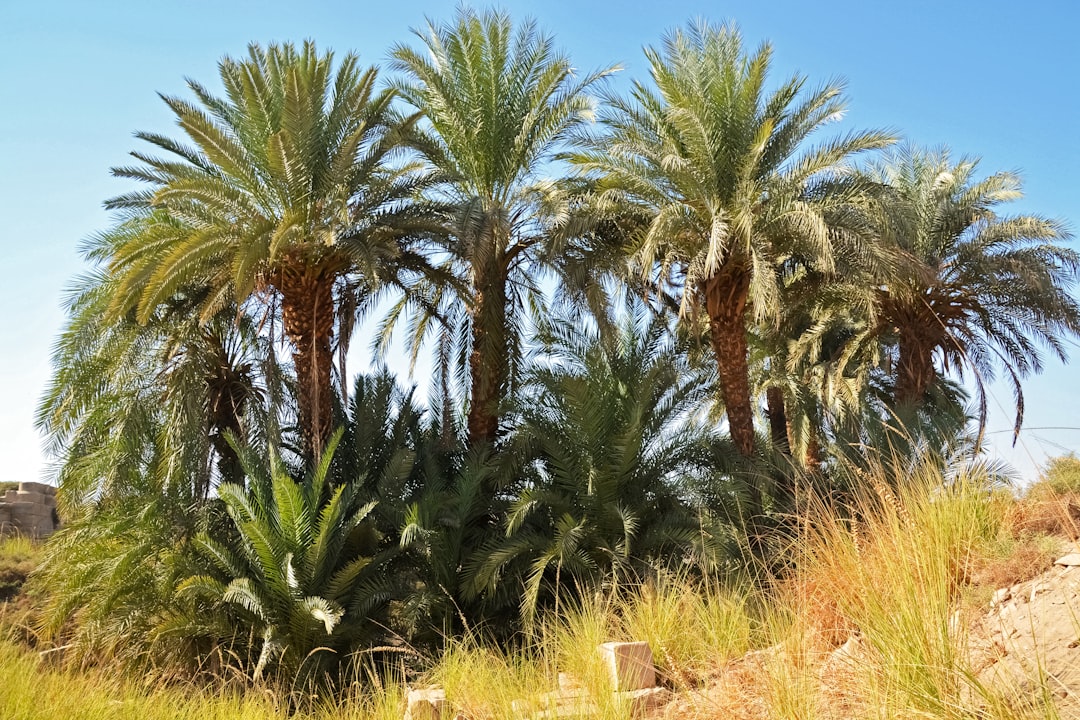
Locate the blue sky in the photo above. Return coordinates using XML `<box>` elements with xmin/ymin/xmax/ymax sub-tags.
<box><xmin>1</xmin><ymin>0</ymin><xmax>1078</xmax><ymax>482</ymax></box>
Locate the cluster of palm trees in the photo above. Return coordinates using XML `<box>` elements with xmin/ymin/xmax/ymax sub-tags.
<box><xmin>37</xmin><ymin>9</ymin><xmax>1080</xmax><ymax>684</ymax></box>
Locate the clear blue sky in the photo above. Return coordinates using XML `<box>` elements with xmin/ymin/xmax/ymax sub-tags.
<box><xmin>2</xmin><ymin>0</ymin><xmax>1078</xmax><ymax>483</ymax></box>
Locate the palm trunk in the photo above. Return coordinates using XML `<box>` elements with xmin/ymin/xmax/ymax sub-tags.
<box><xmin>704</xmin><ymin>271</ymin><xmax>756</xmax><ymax>458</ymax></box>
<box><xmin>205</xmin><ymin>331</ymin><xmax>249</xmax><ymax>488</ymax></box>
<box><xmin>805</xmin><ymin>433</ymin><xmax>823</xmax><ymax>472</ymax></box>
<box><xmin>703</xmin><ymin>271</ymin><xmax>763</xmax><ymax>534</ymax></box>
<box><xmin>467</xmin><ymin>263</ymin><xmax>508</xmax><ymax>447</ymax></box>
<box><xmin>278</xmin><ymin>266</ymin><xmax>336</xmax><ymax>463</ymax></box>
<box><xmin>766</xmin><ymin>384</ymin><xmax>796</xmax><ymax>516</ymax></box>
<box><xmin>895</xmin><ymin>330</ymin><xmax>935</xmax><ymax>408</ymax></box>
<box><xmin>765</xmin><ymin>386</ymin><xmax>790</xmax><ymax>453</ymax></box>
<box><xmin>208</xmin><ymin>385</ymin><xmax>246</xmax><ymax>488</ymax></box>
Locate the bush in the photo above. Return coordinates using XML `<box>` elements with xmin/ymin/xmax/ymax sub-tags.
<box><xmin>1034</xmin><ymin>454</ymin><xmax>1080</xmax><ymax>496</ymax></box>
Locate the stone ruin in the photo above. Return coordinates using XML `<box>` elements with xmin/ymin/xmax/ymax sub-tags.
<box><xmin>0</xmin><ymin>482</ymin><xmax>59</xmax><ymax>538</ymax></box>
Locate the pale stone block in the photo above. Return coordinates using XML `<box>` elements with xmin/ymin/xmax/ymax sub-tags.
<box><xmin>1054</xmin><ymin>553</ymin><xmax>1080</xmax><ymax>567</ymax></box>
<box><xmin>15</xmin><ymin>491</ymin><xmax>44</xmax><ymax>504</ymax></box>
<box><xmin>615</xmin><ymin>687</ymin><xmax>671</xmax><ymax>718</ymax></box>
<box><xmin>597</xmin><ymin>641</ymin><xmax>655</xmax><ymax>691</ymax></box>
<box><xmin>404</xmin><ymin>688</ymin><xmax>447</xmax><ymax>720</ymax></box>
<box><xmin>513</xmin><ymin>688</ymin><xmax>593</xmax><ymax>720</ymax></box>
<box><xmin>18</xmin><ymin>482</ymin><xmax>52</xmax><ymax>494</ymax></box>
<box><xmin>558</xmin><ymin>672</ymin><xmax>582</xmax><ymax>693</ymax></box>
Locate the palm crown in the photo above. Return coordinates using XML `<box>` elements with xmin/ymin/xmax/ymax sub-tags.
<box><xmin>103</xmin><ymin>41</ymin><xmax>437</xmax><ymax>461</ymax></box>
<box><xmin>866</xmin><ymin>146</ymin><xmax>1080</xmax><ymax>439</ymax></box>
<box><xmin>390</xmin><ymin>8</ymin><xmax>615</xmax><ymax>446</ymax></box>
<box><xmin>575</xmin><ymin>20</ymin><xmax>892</xmax><ymax>460</ymax></box>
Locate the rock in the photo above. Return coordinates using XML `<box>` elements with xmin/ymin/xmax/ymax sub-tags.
<box><xmin>18</xmin><ymin>482</ymin><xmax>53</xmax><ymax>495</ymax></box>
<box><xmin>558</xmin><ymin>672</ymin><xmax>582</xmax><ymax>693</ymax></box>
<box><xmin>992</xmin><ymin>587</ymin><xmax>1012</xmax><ymax>606</ymax></box>
<box><xmin>615</xmin><ymin>687</ymin><xmax>671</xmax><ymax>718</ymax></box>
<box><xmin>404</xmin><ymin>688</ymin><xmax>447</xmax><ymax>720</ymax></box>
<box><xmin>832</xmin><ymin>634</ymin><xmax>865</xmax><ymax>664</ymax></box>
<box><xmin>514</xmin><ymin>688</ymin><xmax>593</xmax><ymax>720</ymax></box>
<box><xmin>531</xmin><ymin>701</ymin><xmax>598</xmax><ymax>719</ymax></box>
<box><xmin>598</xmin><ymin>642</ymin><xmax>655</xmax><ymax>691</ymax></box>
<box><xmin>1055</xmin><ymin>553</ymin><xmax>1080</xmax><ymax>567</ymax></box>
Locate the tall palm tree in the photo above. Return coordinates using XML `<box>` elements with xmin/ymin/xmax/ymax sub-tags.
<box><xmin>863</xmin><ymin>146</ymin><xmax>1080</xmax><ymax>440</ymax></box>
<box><xmin>389</xmin><ymin>8</ymin><xmax>615</xmax><ymax>447</ymax></box>
<box><xmin>574</xmin><ymin>21</ymin><xmax>893</xmax><ymax>460</ymax></box>
<box><xmin>104</xmin><ymin>41</ymin><xmax>440</xmax><ymax>461</ymax></box>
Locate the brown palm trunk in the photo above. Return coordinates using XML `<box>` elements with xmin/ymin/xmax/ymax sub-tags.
<box><xmin>765</xmin><ymin>384</ymin><xmax>797</xmax><ymax>517</ymax></box>
<box><xmin>895</xmin><ymin>329</ymin><xmax>935</xmax><ymax>408</ymax></box>
<box><xmin>704</xmin><ymin>271</ymin><xmax>756</xmax><ymax>458</ymax></box>
<box><xmin>765</xmin><ymin>386</ymin><xmax>790</xmax><ymax>453</ymax></box>
<box><xmin>703</xmin><ymin>271</ymin><xmax>763</xmax><ymax>535</ymax></box>
<box><xmin>805</xmin><ymin>433</ymin><xmax>823</xmax><ymax>472</ymax></box>
<box><xmin>208</xmin><ymin>379</ymin><xmax>247</xmax><ymax>488</ymax></box>
<box><xmin>278</xmin><ymin>265</ymin><xmax>336</xmax><ymax>463</ymax></box>
<box><xmin>467</xmin><ymin>264</ymin><xmax>508</xmax><ymax>447</ymax></box>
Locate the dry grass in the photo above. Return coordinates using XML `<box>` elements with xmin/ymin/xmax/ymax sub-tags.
<box><xmin>4</xmin><ymin>458</ymin><xmax>1080</xmax><ymax>719</ymax></box>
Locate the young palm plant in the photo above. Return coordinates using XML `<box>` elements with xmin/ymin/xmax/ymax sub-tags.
<box><xmin>388</xmin><ymin>8</ymin><xmax>616</xmax><ymax>447</ymax></box>
<box><xmin>170</xmin><ymin>433</ymin><xmax>392</xmax><ymax>685</ymax></box>
<box><xmin>103</xmin><ymin>41</ymin><xmax>442</xmax><ymax>462</ymax></box>
<box><xmin>469</xmin><ymin>311</ymin><xmax>726</xmax><ymax>621</ymax></box>
<box><xmin>574</xmin><ymin>21</ymin><xmax>893</xmax><ymax>464</ymax></box>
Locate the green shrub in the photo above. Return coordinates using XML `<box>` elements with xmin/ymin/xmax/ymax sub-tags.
<box><xmin>1034</xmin><ymin>454</ymin><xmax>1080</xmax><ymax>495</ymax></box>
<box><xmin>168</xmin><ymin>432</ymin><xmax>395</xmax><ymax>688</ymax></box>
<box><xmin>0</xmin><ymin>536</ymin><xmax>39</xmax><ymax>602</ymax></box>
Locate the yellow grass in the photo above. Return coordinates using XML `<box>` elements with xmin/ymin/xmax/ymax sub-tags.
<box><xmin>1</xmin><ymin>458</ymin><xmax>1076</xmax><ymax>719</ymax></box>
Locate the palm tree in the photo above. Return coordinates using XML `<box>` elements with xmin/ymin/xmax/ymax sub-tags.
<box><xmin>172</xmin><ymin>433</ymin><xmax>390</xmax><ymax>683</ymax></box>
<box><xmin>574</xmin><ymin>21</ymin><xmax>893</xmax><ymax>461</ymax></box>
<box><xmin>470</xmin><ymin>312</ymin><xmax>724</xmax><ymax>620</ymax></box>
<box><xmin>104</xmin><ymin>41</ymin><xmax>440</xmax><ymax>461</ymax></box>
<box><xmin>389</xmin><ymin>8</ymin><xmax>615</xmax><ymax>447</ymax></box>
<box><xmin>862</xmin><ymin>146</ymin><xmax>1080</xmax><ymax>441</ymax></box>
<box><xmin>37</xmin><ymin>229</ymin><xmax>280</xmax><ymax>508</ymax></box>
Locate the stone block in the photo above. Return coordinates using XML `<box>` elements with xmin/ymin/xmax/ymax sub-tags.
<box><xmin>558</xmin><ymin>673</ymin><xmax>582</xmax><ymax>693</ymax></box>
<box><xmin>9</xmin><ymin>501</ymin><xmax>41</xmax><ymax>516</ymax></box>
<box><xmin>404</xmin><ymin>688</ymin><xmax>447</xmax><ymax>720</ymax></box>
<box><xmin>18</xmin><ymin>482</ymin><xmax>53</xmax><ymax>495</ymax></box>
<box><xmin>513</xmin><ymin>686</ymin><xmax>597</xmax><ymax>720</ymax></box>
<box><xmin>1055</xmin><ymin>553</ymin><xmax>1080</xmax><ymax>567</ymax></box>
<box><xmin>615</xmin><ymin>687</ymin><xmax>671</xmax><ymax>718</ymax></box>
<box><xmin>15</xmin><ymin>491</ymin><xmax>45</xmax><ymax>506</ymax></box>
<box><xmin>597</xmin><ymin>642</ymin><xmax>655</xmax><ymax>691</ymax></box>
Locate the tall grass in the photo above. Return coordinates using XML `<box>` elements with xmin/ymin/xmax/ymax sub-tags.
<box><xmin>3</xmin><ymin>458</ymin><xmax>1076</xmax><ymax>719</ymax></box>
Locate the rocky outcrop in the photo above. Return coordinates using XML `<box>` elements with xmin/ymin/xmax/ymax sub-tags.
<box><xmin>0</xmin><ymin>482</ymin><xmax>59</xmax><ymax>538</ymax></box>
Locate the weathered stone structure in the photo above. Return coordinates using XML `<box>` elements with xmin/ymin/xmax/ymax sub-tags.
<box><xmin>0</xmin><ymin>482</ymin><xmax>59</xmax><ymax>538</ymax></box>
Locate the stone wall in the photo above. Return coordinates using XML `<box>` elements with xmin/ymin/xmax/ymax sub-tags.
<box><xmin>0</xmin><ymin>482</ymin><xmax>59</xmax><ymax>538</ymax></box>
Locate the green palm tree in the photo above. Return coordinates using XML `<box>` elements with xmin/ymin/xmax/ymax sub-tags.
<box><xmin>172</xmin><ymin>433</ymin><xmax>390</xmax><ymax>683</ymax></box>
<box><xmin>104</xmin><ymin>41</ymin><xmax>440</xmax><ymax>461</ymax></box>
<box><xmin>470</xmin><ymin>312</ymin><xmax>725</xmax><ymax>620</ymax></box>
<box><xmin>862</xmin><ymin>146</ymin><xmax>1080</xmax><ymax>441</ymax></box>
<box><xmin>37</xmin><ymin>230</ymin><xmax>280</xmax><ymax>508</ymax></box>
<box><xmin>389</xmin><ymin>8</ymin><xmax>615</xmax><ymax>447</ymax></box>
<box><xmin>574</xmin><ymin>21</ymin><xmax>893</xmax><ymax>461</ymax></box>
